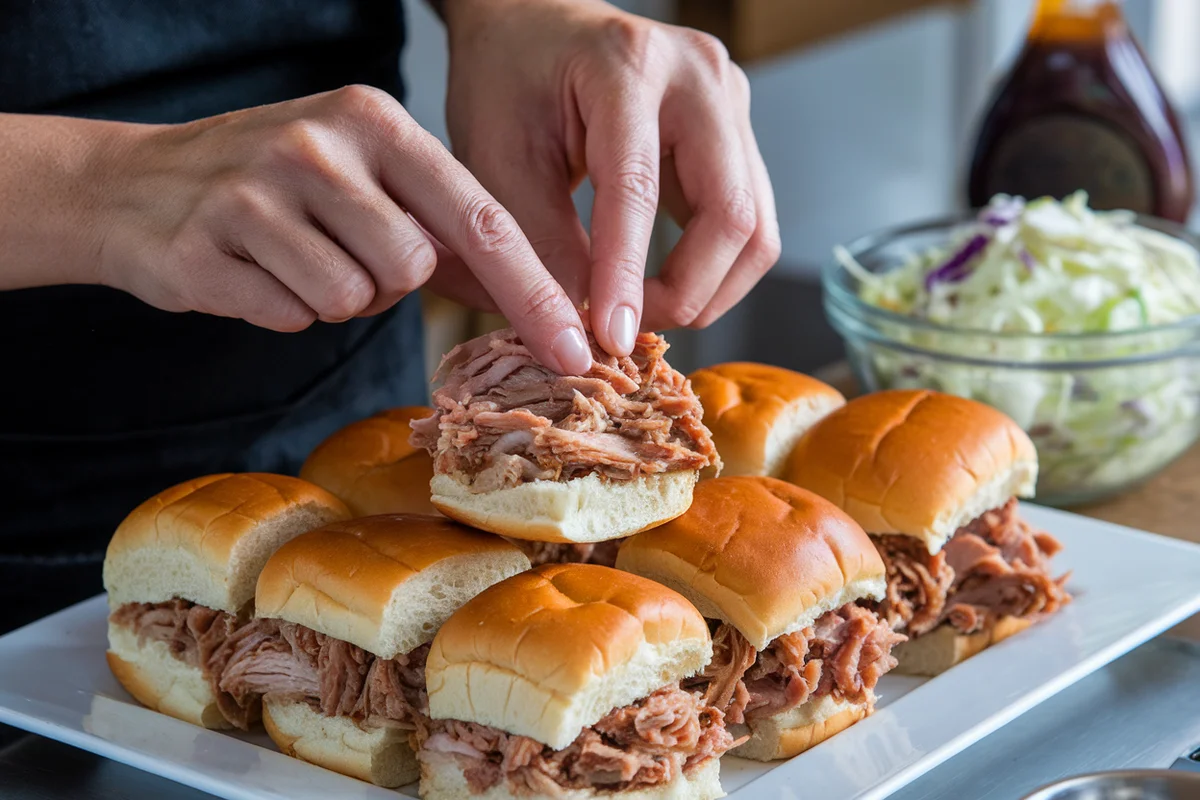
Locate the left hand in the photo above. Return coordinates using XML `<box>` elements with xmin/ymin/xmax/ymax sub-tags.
<box><xmin>442</xmin><ymin>0</ymin><xmax>781</xmax><ymax>356</ymax></box>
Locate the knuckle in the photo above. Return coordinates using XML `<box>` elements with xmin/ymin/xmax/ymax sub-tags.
<box><xmin>685</xmin><ymin>30</ymin><xmax>731</xmax><ymax>74</ymax></box>
<box><xmin>751</xmin><ymin>226</ymin><xmax>783</xmax><ymax>270</ymax></box>
<box><xmin>321</xmin><ymin>273</ymin><xmax>376</xmax><ymax>320</ymax></box>
<box><xmin>729</xmin><ymin>62</ymin><xmax>751</xmax><ymax>99</ymax></box>
<box><xmin>265</xmin><ymin>305</ymin><xmax>318</xmax><ymax>333</ymax></box>
<box><xmin>612</xmin><ymin>157</ymin><xmax>660</xmax><ymax>215</ymax></box>
<box><xmin>722</xmin><ymin>187</ymin><xmax>758</xmax><ymax>240</ymax></box>
<box><xmin>269</xmin><ymin>119</ymin><xmax>337</xmax><ymax>175</ymax></box>
<box><xmin>666</xmin><ymin>298</ymin><xmax>706</xmax><ymax>328</ymax></box>
<box><xmin>463</xmin><ymin>198</ymin><xmax>524</xmax><ymax>257</ymax></box>
<box><xmin>214</xmin><ymin>179</ymin><xmax>271</xmax><ymax>222</ymax></box>
<box><xmin>336</xmin><ymin>83</ymin><xmax>412</xmax><ymax>142</ymax></box>
<box><xmin>391</xmin><ymin>237</ymin><xmax>438</xmax><ymax>294</ymax></box>
<box><xmin>689</xmin><ymin>310</ymin><xmax>719</xmax><ymax>330</ymax></box>
<box><xmin>517</xmin><ymin>278</ymin><xmax>566</xmax><ymax>322</ymax></box>
<box><xmin>602</xmin><ymin>17</ymin><xmax>659</xmax><ymax>75</ymax></box>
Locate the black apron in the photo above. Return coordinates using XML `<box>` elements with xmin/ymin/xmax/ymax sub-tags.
<box><xmin>0</xmin><ymin>0</ymin><xmax>423</xmax><ymax>633</ymax></box>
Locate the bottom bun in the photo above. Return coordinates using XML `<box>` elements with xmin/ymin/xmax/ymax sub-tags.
<box><xmin>106</xmin><ymin>622</ymin><xmax>230</xmax><ymax>730</ymax></box>
<box><xmin>892</xmin><ymin>616</ymin><xmax>1033</xmax><ymax>677</ymax></box>
<box><xmin>732</xmin><ymin>695</ymin><xmax>868</xmax><ymax>761</ymax></box>
<box><xmin>419</xmin><ymin>750</ymin><xmax>724</xmax><ymax>800</ymax></box>
<box><xmin>431</xmin><ymin>471</ymin><xmax>698</xmax><ymax>543</ymax></box>
<box><xmin>262</xmin><ymin>696</ymin><xmax>418</xmax><ymax>787</ymax></box>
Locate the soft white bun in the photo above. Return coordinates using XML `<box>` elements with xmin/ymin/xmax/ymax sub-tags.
<box><xmin>255</xmin><ymin>514</ymin><xmax>530</xmax><ymax>659</ymax></box>
<box><xmin>892</xmin><ymin>615</ymin><xmax>1033</xmax><ymax>676</ymax></box>
<box><xmin>689</xmin><ymin>362</ymin><xmax>845</xmax><ymax>479</ymax></box>
<box><xmin>105</xmin><ymin>621</ymin><xmax>230</xmax><ymax>730</ymax></box>
<box><xmin>616</xmin><ymin>477</ymin><xmax>885</xmax><ymax>651</ymax></box>
<box><xmin>103</xmin><ymin>473</ymin><xmax>351</xmax><ymax>613</ymax></box>
<box><xmin>262</xmin><ymin>696</ymin><xmax>418</xmax><ymax>787</ymax></box>
<box><xmin>300</xmin><ymin>406</ymin><xmax>438</xmax><ymax>517</ymax></box>
<box><xmin>418</xmin><ymin>750</ymin><xmax>723</xmax><ymax>800</ymax></box>
<box><xmin>426</xmin><ymin>564</ymin><xmax>712</xmax><ymax>750</ymax></box>
<box><xmin>784</xmin><ymin>390</ymin><xmax>1038</xmax><ymax>554</ymax></box>
<box><xmin>431</xmin><ymin>470</ymin><xmax>698</xmax><ymax>544</ymax></box>
<box><xmin>731</xmin><ymin>695</ymin><xmax>869</xmax><ymax>761</ymax></box>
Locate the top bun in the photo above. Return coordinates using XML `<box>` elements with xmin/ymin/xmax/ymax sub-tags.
<box><xmin>783</xmin><ymin>390</ymin><xmax>1038</xmax><ymax>554</ymax></box>
<box><xmin>689</xmin><ymin>363</ymin><xmax>845</xmax><ymax>479</ymax></box>
<box><xmin>255</xmin><ymin>514</ymin><xmax>530</xmax><ymax>659</ymax></box>
<box><xmin>103</xmin><ymin>473</ymin><xmax>351</xmax><ymax>613</ymax></box>
<box><xmin>616</xmin><ymin>476</ymin><xmax>885</xmax><ymax>650</ymax></box>
<box><xmin>300</xmin><ymin>407</ymin><xmax>437</xmax><ymax>517</ymax></box>
<box><xmin>426</xmin><ymin>563</ymin><xmax>711</xmax><ymax>749</ymax></box>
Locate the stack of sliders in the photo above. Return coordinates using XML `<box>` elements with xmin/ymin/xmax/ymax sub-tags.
<box><xmin>784</xmin><ymin>389</ymin><xmax>1071</xmax><ymax>675</ymax></box>
<box><xmin>417</xmin><ymin>563</ymin><xmax>739</xmax><ymax>799</ymax></box>
<box><xmin>300</xmin><ymin>406</ymin><xmax>437</xmax><ymax>516</ymax></box>
<box><xmin>204</xmin><ymin>514</ymin><xmax>530</xmax><ymax>787</ymax></box>
<box><xmin>688</xmin><ymin>362</ymin><xmax>844</xmax><ymax>479</ymax></box>
<box><xmin>103</xmin><ymin>473</ymin><xmax>351</xmax><ymax>730</ymax></box>
<box><xmin>616</xmin><ymin>475</ymin><xmax>905</xmax><ymax>759</ymax></box>
<box><xmin>409</xmin><ymin>326</ymin><xmax>720</xmax><ymax>567</ymax></box>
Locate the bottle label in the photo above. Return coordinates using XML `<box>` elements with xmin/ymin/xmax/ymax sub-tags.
<box><xmin>983</xmin><ymin>113</ymin><xmax>1153</xmax><ymax>212</ymax></box>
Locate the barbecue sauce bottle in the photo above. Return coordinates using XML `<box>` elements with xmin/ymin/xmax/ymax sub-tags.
<box><xmin>967</xmin><ymin>0</ymin><xmax>1194</xmax><ymax>222</ymax></box>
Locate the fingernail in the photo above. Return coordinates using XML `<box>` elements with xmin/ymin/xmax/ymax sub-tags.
<box><xmin>551</xmin><ymin>328</ymin><xmax>592</xmax><ymax>375</ymax></box>
<box><xmin>609</xmin><ymin>305</ymin><xmax>637</xmax><ymax>356</ymax></box>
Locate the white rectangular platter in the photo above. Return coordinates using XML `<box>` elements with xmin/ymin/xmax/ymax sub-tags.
<box><xmin>1</xmin><ymin>505</ymin><xmax>1198</xmax><ymax>800</ymax></box>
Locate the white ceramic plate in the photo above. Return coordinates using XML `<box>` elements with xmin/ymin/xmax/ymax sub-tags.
<box><xmin>1</xmin><ymin>505</ymin><xmax>1199</xmax><ymax>800</ymax></box>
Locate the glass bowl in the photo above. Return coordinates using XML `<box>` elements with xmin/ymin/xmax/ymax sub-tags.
<box><xmin>822</xmin><ymin>212</ymin><xmax>1200</xmax><ymax>506</ymax></box>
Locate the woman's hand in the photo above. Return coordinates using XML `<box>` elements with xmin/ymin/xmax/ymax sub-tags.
<box><xmin>90</xmin><ymin>87</ymin><xmax>593</xmax><ymax>374</ymax></box>
<box><xmin>442</xmin><ymin>0</ymin><xmax>781</xmax><ymax>356</ymax></box>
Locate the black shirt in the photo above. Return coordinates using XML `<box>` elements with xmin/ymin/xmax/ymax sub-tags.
<box><xmin>0</xmin><ymin>0</ymin><xmax>426</xmax><ymax>630</ymax></box>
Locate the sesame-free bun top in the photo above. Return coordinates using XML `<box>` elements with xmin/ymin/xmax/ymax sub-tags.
<box><xmin>689</xmin><ymin>363</ymin><xmax>845</xmax><ymax>479</ymax></box>
<box><xmin>103</xmin><ymin>473</ymin><xmax>351</xmax><ymax>613</ymax></box>
<box><xmin>783</xmin><ymin>390</ymin><xmax>1038</xmax><ymax>554</ymax></box>
<box><xmin>426</xmin><ymin>564</ymin><xmax>712</xmax><ymax>750</ymax></box>
<box><xmin>300</xmin><ymin>407</ymin><xmax>437</xmax><ymax>517</ymax></box>
<box><xmin>255</xmin><ymin>514</ymin><xmax>530</xmax><ymax>659</ymax></box>
<box><xmin>616</xmin><ymin>476</ymin><xmax>885</xmax><ymax>650</ymax></box>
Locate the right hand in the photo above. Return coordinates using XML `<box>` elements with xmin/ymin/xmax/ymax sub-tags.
<box><xmin>96</xmin><ymin>85</ymin><xmax>593</xmax><ymax>374</ymax></box>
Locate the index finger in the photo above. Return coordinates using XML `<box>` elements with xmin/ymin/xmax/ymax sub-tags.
<box><xmin>378</xmin><ymin>121</ymin><xmax>591</xmax><ymax>375</ymax></box>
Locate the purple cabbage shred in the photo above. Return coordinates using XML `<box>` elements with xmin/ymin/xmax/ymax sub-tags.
<box><xmin>924</xmin><ymin>233</ymin><xmax>989</xmax><ymax>291</ymax></box>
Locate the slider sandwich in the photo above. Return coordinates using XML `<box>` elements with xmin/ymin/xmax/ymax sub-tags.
<box><xmin>784</xmin><ymin>389</ymin><xmax>1070</xmax><ymax>675</ymax></box>
<box><xmin>300</xmin><ymin>406</ymin><xmax>437</xmax><ymax>516</ymax></box>
<box><xmin>616</xmin><ymin>476</ymin><xmax>904</xmax><ymax>760</ymax></box>
<box><xmin>219</xmin><ymin>514</ymin><xmax>530</xmax><ymax>787</ymax></box>
<box><xmin>419</xmin><ymin>563</ymin><xmax>738</xmax><ymax>800</ymax></box>
<box><xmin>410</xmin><ymin>326</ymin><xmax>720</xmax><ymax>567</ymax></box>
<box><xmin>103</xmin><ymin>473</ymin><xmax>351</xmax><ymax>730</ymax></box>
<box><xmin>688</xmin><ymin>362</ymin><xmax>845</xmax><ymax>479</ymax></box>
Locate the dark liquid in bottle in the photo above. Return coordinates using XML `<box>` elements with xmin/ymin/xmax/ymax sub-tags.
<box><xmin>967</xmin><ymin>0</ymin><xmax>1193</xmax><ymax>222</ymax></box>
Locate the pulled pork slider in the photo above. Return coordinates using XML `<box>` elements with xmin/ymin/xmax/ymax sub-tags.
<box><xmin>616</xmin><ymin>476</ymin><xmax>903</xmax><ymax>761</ymax></box>
<box><xmin>409</xmin><ymin>327</ymin><xmax>720</xmax><ymax>561</ymax></box>
<box><xmin>226</xmin><ymin>515</ymin><xmax>530</xmax><ymax>787</ymax></box>
<box><xmin>783</xmin><ymin>389</ymin><xmax>1070</xmax><ymax>676</ymax></box>
<box><xmin>300</xmin><ymin>406</ymin><xmax>437</xmax><ymax>517</ymax></box>
<box><xmin>688</xmin><ymin>362</ymin><xmax>845</xmax><ymax>479</ymax></box>
<box><xmin>419</xmin><ymin>563</ymin><xmax>737</xmax><ymax>800</ymax></box>
<box><xmin>103</xmin><ymin>473</ymin><xmax>351</xmax><ymax>731</ymax></box>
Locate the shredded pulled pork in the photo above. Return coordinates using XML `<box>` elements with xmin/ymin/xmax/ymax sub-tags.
<box><xmin>218</xmin><ymin>619</ymin><xmax>430</xmax><ymax>732</ymax></box>
<box><xmin>512</xmin><ymin>538</ymin><xmax>624</xmax><ymax>568</ymax></box>
<box><xmin>683</xmin><ymin>605</ymin><xmax>904</xmax><ymax>725</ymax></box>
<box><xmin>873</xmin><ymin>499</ymin><xmax>1070</xmax><ymax>637</ymax></box>
<box><xmin>109</xmin><ymin>599</ymin><xmax>262</xmax><ymax>730</ymax></box>
<box><xmin>408</xmin><ymin>327</ymin><xmax>719</xmax><ymax>492</ymax></box>
<box><xmin>419</xmin><ymin>685</ymin><xmax>735</xmax><ymax>797</ymax></box>
<box><xmin>941</xmin><ymin>499</ymin><xmax>1071</xmax><ymax>634</ymax></box>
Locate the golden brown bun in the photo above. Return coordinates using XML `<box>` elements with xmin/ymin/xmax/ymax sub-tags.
<box><xmin>431</xmin><ymin>471</ymin><xmax>697</xmax><ymax>543</ymax></box>
<box><xmin>732</xmin><ymin>695</ymin><xmax>869</xmax><ymax>761</ymax></box>
<box><xmin>689</xmin><ymin>362</ymin><xmax>845</xmax><ymax>479</ymax></box>
<box><xmin>263</xmin><ymin>697</ymin><xmax>419</xmax><ymax>787</ymax></box>
<box><xmin>426</xmin><ymin>564</ymin><xmax>712</xmax><ymax>750</ymax></box>
<box><xmin>255</xmin><ymin>514</ymin><xmax>530</xmax><ymax>659</ymax></box>
<box><xmin>783</xmin><ymin>390</ymin><xmax>1038</xmax><ymax>554</ymax></box>
<box><xmin>419</xmin><ymin>751</ymin><xmax>723</xmax><ymax>800</ymax></box>
<box><xmin>300</xmin><ymin>407</ymin><xmax>437</xmax><ymax>517</ymax></box>
<box><xmin>892</xmin><ymin>615</ymin><xmax>1033</xmax><ymax>676</ymax></box>
<box><xmin>616</xmin><ymin>476</ymin><xmax>885</xmax><ymax>650</ymax></box>
<box><xmin>103</xmin><ymin>473</ymin><xmax>351</xmax><ymax>612</ymax></box>
<box><xmin>105</xmin><ymin>622</ymin><xmax>232</xmax><ymax>730</ymax></box>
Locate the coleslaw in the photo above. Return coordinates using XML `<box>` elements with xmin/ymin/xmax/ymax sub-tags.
<box><xmin>829</xmin><ymin>192</ymin><xmax>1200</xmax><ymax>503</ymax></box>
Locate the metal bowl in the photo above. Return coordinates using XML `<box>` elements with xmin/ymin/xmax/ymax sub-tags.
<box><xmin>1022</xmin><ymin>769</ymin><xmax>1200</xmax><ymax>799</ymax></box>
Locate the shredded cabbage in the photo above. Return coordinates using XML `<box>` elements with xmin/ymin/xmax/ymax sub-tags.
<box><xmin>834</xmin><ymin>192</ymin><xmax>1200</xmax><ymax>503</ymax></box>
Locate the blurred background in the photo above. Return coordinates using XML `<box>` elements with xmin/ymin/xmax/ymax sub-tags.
<box><xmin>412</xmin><ymin>0</ymin><xmax>1200</xmax><ymax>375</ymax></box>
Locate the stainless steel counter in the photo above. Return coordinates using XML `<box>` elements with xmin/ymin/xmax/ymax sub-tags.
<box><xmin>3</xmin><ymin>637</ymin><xmax>1198</xmax><ymax>799</ymax></box>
